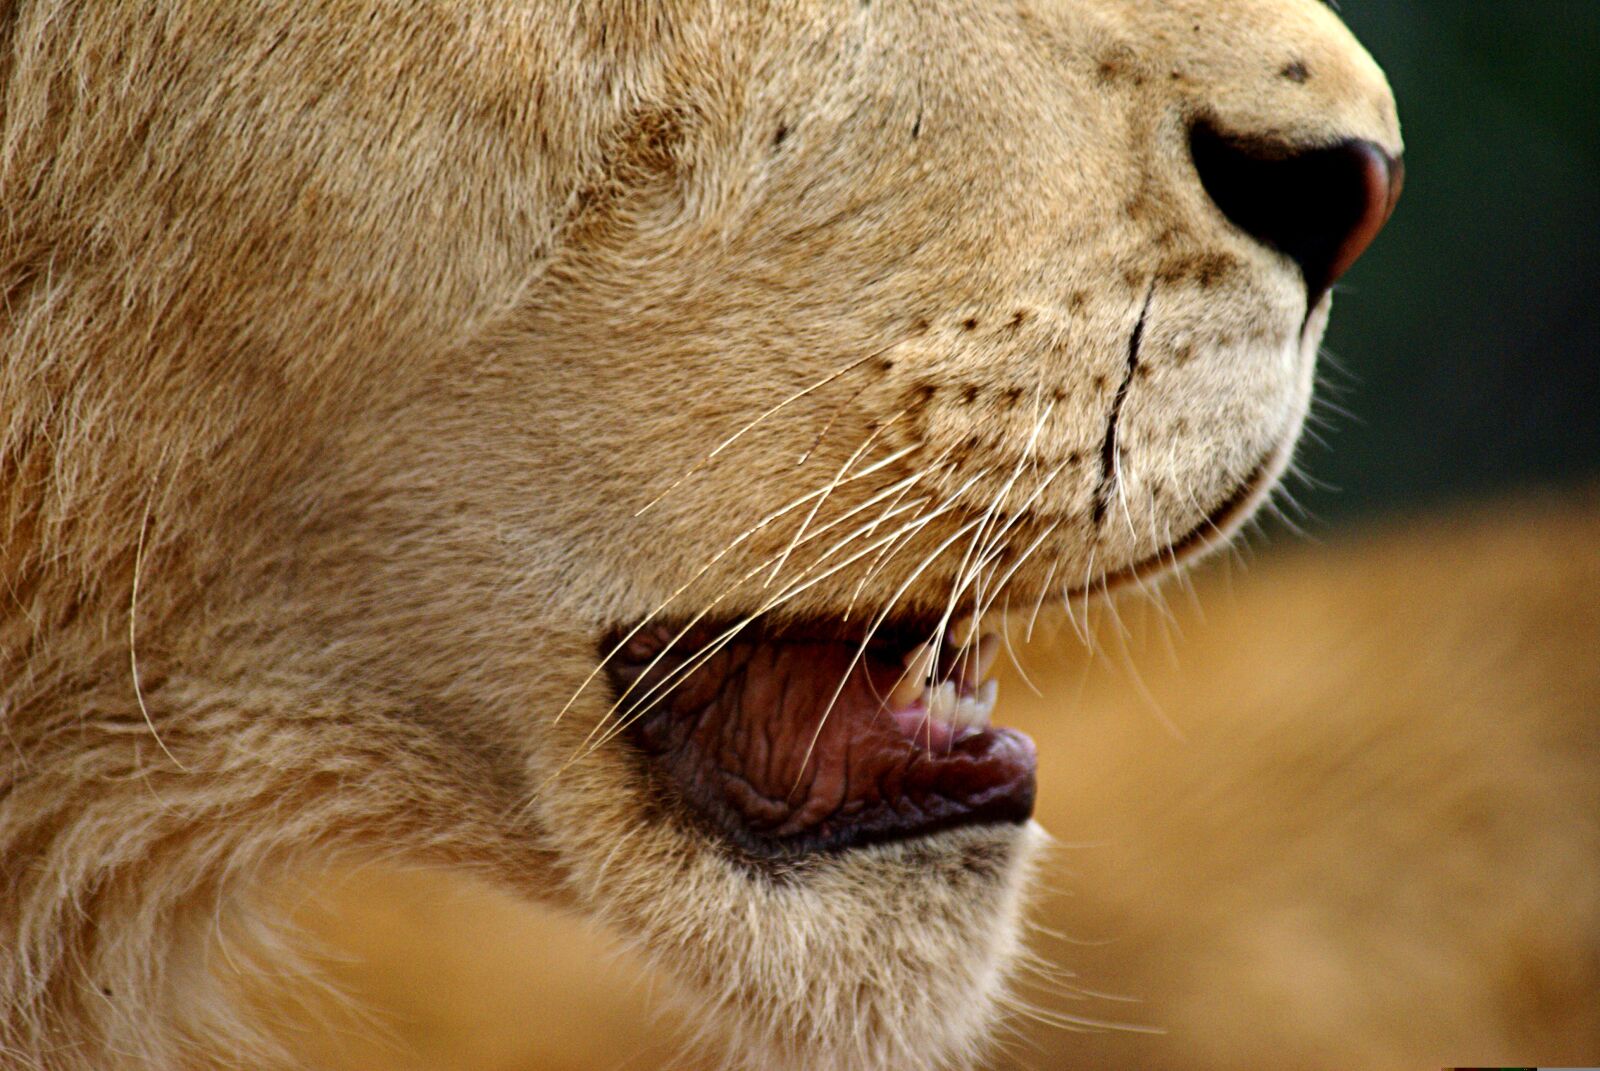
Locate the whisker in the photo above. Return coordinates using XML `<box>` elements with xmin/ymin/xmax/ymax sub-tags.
<box><xmin>583</xmin><ymin>483</ymin><xmax>936</xmax><ymax>749</ymax></box>
<box><xmin>842</xmin><ymin>459</ymin><xmax>986</xmax><ymax>617</ymax></box>
<box><xmin>1061</xmin><ymin>543</ymin><xmax>1100</xmax><ymax>646</ymax></box>
<box><xmin>839</xmin><ymin>449</ymin><xmax>959</xmax><ymax>605</ymax></box>
<box><xmin>1025</xmin><ymin>555</ymin><xmax>1060</xmax><ymax>643</ymax></box>
<box><xmin>836</xmin><ymin>451</ymin><xmax>958</xmax><ymax>621</ymax></box>
<box><xmin>790</xmin><ymin>512</ymin><xmax>992</xmax><ymax>790</ymax></box>
<box><xmin>555</xmin><ymin>441</ymin><xmax>921</xmax><ymax>725</ymax></box>
<box><xmin>633</xmin><ymin>349</ymin><xmax>885</xmax><ymax>517</ymax></box>
<box><xmin>995</xmin><ymin>995</ymin><xmax>1164</xmax><ymax>1036</ymax></box>
<box><xmin>796</xmin><ymin>380</ymin><xmax>870</xmax><ymax>466</ymax></box>
<box><xmin>934</xmin><ymin>399</ymin><xmax>1058</xmax><ymax>683</ymax></box>
<box><xmin>1094</xmin><ymin>565</ymin><xmax>1132</xmax><ymax>645</ymax></box>
<box><xmin>565</xmin><ymin>502</ymin><xmax>970</xmax><ymax>796</ymax></box>
<box><xmin>579</xmin><ymin>491</ymin><xmax>969</xmax><ymax>764</ymax></box>
<box><xmin>1001</xmin><ymin>592</ymin><xmax>1044</xmax><ymax>699</ymax></box>
<box><xmin>764</xmin><ymin>411</ymin><xmax>906</xmax><ymax>588</ymax></box>
<box><xmin>968</xmin><ymin>456</ymin><xmax>1073</xmax><ymax>623</ymax></box>
<box><xmin>129</xmin><ymin>495</ymin><xmax>187</xmax><ymax>771</ymax></box>
<box><xmin>1111</xmin><ymin>625</ymin><xmax>1185</xmax><ymax>742</ymax></box>
<box><xmin>520</xmin><ymin>483</ymin><xmax>953</xmax><ymax>814</ymax></box>
<box><xmin>955</xmin><ymin>475</ymin><xmax>1072</xmax><ymax>691</ymax></box>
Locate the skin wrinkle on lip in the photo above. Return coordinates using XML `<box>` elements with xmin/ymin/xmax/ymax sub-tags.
<box><xmin>1092</xmin><ymin>280</ymin><xmax>1158</xmax><ymax>529</ymax></box>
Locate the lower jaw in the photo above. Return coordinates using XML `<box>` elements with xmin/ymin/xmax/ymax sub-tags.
<box><xmin>665</xmin><ymin>820</ymin><xmax>1043</xmax><ymax>1071</ymax></box>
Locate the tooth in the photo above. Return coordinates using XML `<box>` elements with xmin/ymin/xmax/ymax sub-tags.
<box><xmin>948</xmin><ymin>676</ymin><xmax>999</xmax><ymax>733</ymax></box>
<box><xmin>926</xmin><ymin>681</ymin><xmax>958</xmax><ymax>725</ymax></box>
<box><xmin>967</xmin><ymin>679</ymin><xmax>998</xmax><ymax>728</ymax></box>
<box><xmin>969</xmin><ymin>633</ymin><xmax>1001</xmax><ymax>684</ymax></box>
<box><xmin>890</xmin><ymin>643</ymin><xmax>938</xmax><ymax>709</ymax></box>
<box><xmin>949</xmin><ymin>615</ymin><xmax>983</xmax><ymax>648</ymax></box>
<box><xmin>958</xmin><ymin>678</ymin><xmax>998</xmax><ymax>730</ymax></box>
<box><xmin>902</xmin><ymin>641</ymin><xmax>937</xmax><ymax>677</ymax></box>
<box><xmin>887</xmin><ymin>674</ymin><xmax>924</xmax><ymax>710</ymax></box>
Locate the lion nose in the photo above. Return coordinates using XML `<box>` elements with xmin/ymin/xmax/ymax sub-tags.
<box><xmin>1190</xmin><ymin>122</ymin><xmax>1404</xmax><ymax>306</ymax></box>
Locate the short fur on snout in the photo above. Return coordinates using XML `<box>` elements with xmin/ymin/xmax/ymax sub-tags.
<box><xmin>0</xmin><ymin>2</ymin><xmax>1398</xmax><ymax>1068</ymax></box>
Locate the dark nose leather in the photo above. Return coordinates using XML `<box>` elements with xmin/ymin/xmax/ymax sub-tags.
<box><xmin>1190</xmin><ymin>122</ymin><xmax>1404</xmax><ymax>306</ymax></box>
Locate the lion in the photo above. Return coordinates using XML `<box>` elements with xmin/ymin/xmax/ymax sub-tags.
<box><xmin>0</xmin><ymin>2</ymin><xmax>1401</xmax><ymax>1069</ymax></box>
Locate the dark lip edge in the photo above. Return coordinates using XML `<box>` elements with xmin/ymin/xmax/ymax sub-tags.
<box><xmin>705</xmin><ymin>739</ymin><xmax>1038</xmax><ymax>864</ymax></box>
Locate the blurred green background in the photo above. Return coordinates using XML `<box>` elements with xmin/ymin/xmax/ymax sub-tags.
<box><xmin>1298</xmin><ymin>3</ymin><xmax>1599</xmax><ymax>523</ymax></box>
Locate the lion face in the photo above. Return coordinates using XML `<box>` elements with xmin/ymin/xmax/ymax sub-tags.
<box><xmin>4</xmin><ymin>1</ymin><xmax>1399</xmax><ymax>1067</ymax></box>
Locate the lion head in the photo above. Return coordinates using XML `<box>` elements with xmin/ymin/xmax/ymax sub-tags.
<box><xmin>0</xmin><ymin>2</ymin><xmax>1398</xmax><ymax>1067</ymax></box>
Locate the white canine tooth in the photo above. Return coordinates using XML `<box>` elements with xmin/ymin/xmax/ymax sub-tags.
<box><xmin>890</xmin><ymin>643</ymin><xmax>938</xmax><ymax>709</ymax></box>
<box><xmin>970</xmin><ymin>633</ymin><xmax>1001</xmax><ymax>683</ymax></box>
<box><xmin>949</xmin><ymin>614</ymin><xmax>983</xmax><ymax>648</ymax></box>
<box><xmin>964</xmin><ymin>679</ymin><xmax>998</xmax><ymax>728</ymax></box>
<box><xmin>977</xmin><ymin>677</ymin><xmax>999</xmax><ymax>711</ymax></box>
<box><xmin>925</xmin><ymin>680</ymin><xmax>959</xmax><ymax>725</ymax></box>
<box><xmin>956</xmin><ymin>677</ymin><xmax>998</xmax><ymax>730</ymax></box>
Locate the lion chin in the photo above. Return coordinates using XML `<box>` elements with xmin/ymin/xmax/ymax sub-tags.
<box><xmin>0</xmin><ymin>2</ymin><xmax>1399</xmax><ymax>1069</ymax></box>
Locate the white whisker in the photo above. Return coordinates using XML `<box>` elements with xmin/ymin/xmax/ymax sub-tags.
<box><xmin>764</xmin><ymin>411</ymin><xmax>905</xmax><ymax>588</ymax></box>
<box><xmin>633</xmin><ymin>349</ymin><xmax>885</xmax><ymax>517</ymax></box>
<box><xmin>554</xmin><ymin>442</ymin><xmax>922</xmax><ymax>725</ymax></box>
<box><xmin>790</xmin><ymin>512</ymin><xmax>991</xmax><ymax>790</ymax></box>
<box><xmin>1026</xmin><ymin>555</ymin><xmax>1060</xmax><ymax>643</ymax></box>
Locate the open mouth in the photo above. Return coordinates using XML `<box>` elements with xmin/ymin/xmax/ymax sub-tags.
<box><xmin>607</xmin><ymin>456</ymin><xmax>1283</xmax><ymax>861</ymax></box>
<box><xmin>609</xmin><ymin>613</ymin><xmax>1035</xmax><ymax>859</ymax></box>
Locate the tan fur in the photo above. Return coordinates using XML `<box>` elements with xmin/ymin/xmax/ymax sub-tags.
<box><xmin>0</xmin><ymin>3</ymin><xmax>1400</xmax><ymax>1068</ymax></box>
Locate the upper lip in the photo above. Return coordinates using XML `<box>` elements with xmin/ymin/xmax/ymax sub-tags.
<box><xmin>1072</xmin><ymin>450</ymin><xmax>1279</xmax><ymax>600</ymax></box>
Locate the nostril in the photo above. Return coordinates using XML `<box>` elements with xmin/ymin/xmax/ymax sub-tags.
<box><xmin>1190</xmin><ymin>121</ymin><xmax>1403</xmax><ymax>307</ymax></box>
